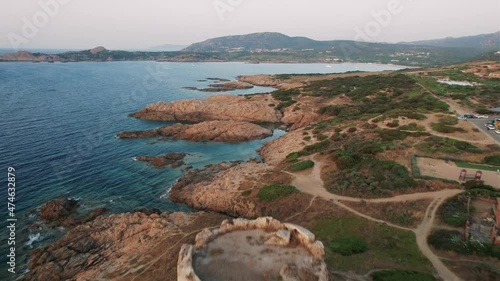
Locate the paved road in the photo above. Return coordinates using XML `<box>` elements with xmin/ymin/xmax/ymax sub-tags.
<box><xmin>467</xmin><ymin>118</ymin><xmax>500</xmax><ymax>143</ymax></box>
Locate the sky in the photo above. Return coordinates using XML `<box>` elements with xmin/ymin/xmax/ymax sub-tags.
<box><xmin>0</xmin><ymin>0</ymin><xmax>499</xmax><ymax>50</ymax></box>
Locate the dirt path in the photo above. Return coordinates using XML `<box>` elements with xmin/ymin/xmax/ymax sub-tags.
<box><xmin>285</xmin><ymin>156</ymin><xmax>463</xmax><ymax>281</ymax></box>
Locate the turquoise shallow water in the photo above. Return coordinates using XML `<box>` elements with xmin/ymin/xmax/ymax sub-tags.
<box><xmin>0</xmin><ymin>61</ymin><xmax>404</xmax><ymax>278</ymax></box>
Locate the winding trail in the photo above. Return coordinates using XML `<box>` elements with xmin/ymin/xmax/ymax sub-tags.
<box><xmin>285</xmin><ymin>156</ymin><xmax>463</xmax><ymax>281</ymax></box>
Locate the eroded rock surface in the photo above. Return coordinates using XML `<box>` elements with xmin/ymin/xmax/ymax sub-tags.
<box><xmin>118</xmin><ymin>120</ymin><xmax>272</xmax><ymax>142</ymax></box>
<box><xmin>185</xmin><ymin>81</ymin><xmax>254</xmax><ymax>92</ymax></box>
<box><xmin>136</xmin><ymin>153</ymin><xmax>186</xmax><ymax>168</ymax></box>
<box><xmin>130</xmin><ymin>95</ymin><xmax>283</xmax><ymax>123</ymax></box>
<box><xmin>170</xmin><ymin>161</ymin><xmax>272</xmax><ymax>217</ymax></box>
<box><xmin>38</xmin><ymin>198</ymin><xmax>106</xmax><ymax>227</ymax></box>
<box><xmin>23</xmin><ymin>211</ymin><xmax>227</xmax><ymax>281</ymax></box>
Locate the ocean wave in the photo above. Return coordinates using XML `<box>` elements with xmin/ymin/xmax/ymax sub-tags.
<box><xmin>25</xmin><ymin>232</ymin><xmax>42</xmax><ymax>248</ymax></box>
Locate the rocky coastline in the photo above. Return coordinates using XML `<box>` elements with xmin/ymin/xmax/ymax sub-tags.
<box><xmin>118</xmin><ymin>120</ymin><xmax>273</xmax><ymax>142</ymax></box>
<box><xmin>22</xmin><ymin>73</ymin><xmax>326</xmax><ymax>281</ymax></box>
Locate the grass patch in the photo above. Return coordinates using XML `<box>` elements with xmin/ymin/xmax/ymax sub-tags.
<box><xmin>329</xmin><ymin>236</ymin><xmax>367</xmax><ymax>256</ymax></box>
<box><xmin>454</xmin><ymin>161</ymin><xmax>500</xmax><ymax>172</ymax></box>
<box><xmin>286</xmin><ymin>152</ymin><xmax>300</xmax><ymax>163</ymax></box>
<box><xmin>257</xmin><ymin>184</ymin><xmax>296</xmax><ymax>202</ymax></box>
<box><xmin>417</xmin><ymin>136</ymin><xmax>482</xmax><ymax>154</ymax></box>
<box><xmin>312</xmin><ymin>217</ymin><xmax>432</xmax><ymax>273</ymax></box>
<box><xmin>439</xmin><ymin>116</ymin><xmax>459</xmax><ymax>126</ymax></box>
<box><xmin>289</xmin><ymin>160</ymin><xmax>315</xmax><ymax>171</ymax></box>
<box><xmin>431</xmin><ymin>123</ymin><xmax>465</xmax><ymax>134</ymax></box>
<box><xmin>484</xmin><ymin>155</ymin><xmax>500</xmax><ymax>166</ymax></box>
<box><xmin>372</xmin><ymin>270</ymin><xmax>436</xmax><ymax>281</ymax></box>
<box><xmin>400</xmin><ymin>122</ymin><xmax>426</xmax><ymax>132</ymax></box>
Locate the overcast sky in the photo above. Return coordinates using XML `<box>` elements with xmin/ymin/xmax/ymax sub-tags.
<box><xmin>1</xmin><ymin>0</ymin><xmax>499</xmax><ymax>50</ymax></box>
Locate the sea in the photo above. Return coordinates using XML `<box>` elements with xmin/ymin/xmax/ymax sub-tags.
<box><xmin>0</xmin><ymin>61</ymin><xmax>405</xmax><ymax>279</ymax></box>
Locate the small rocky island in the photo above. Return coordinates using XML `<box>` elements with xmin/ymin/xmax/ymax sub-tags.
<box><xmin>135</xmin><ymin>153</ymin><xmax>187</xmax><ymax>169</ymax></box>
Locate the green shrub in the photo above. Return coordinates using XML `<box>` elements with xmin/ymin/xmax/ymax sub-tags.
<box><xmin>400</xmin><ymin>122</ymin><xmax>425</xmax><ymax>132</ymax></box>
<box><xmin>438</xmin><ymin>195</ymin><xmax>469</xmax><ymax>227</ymax></box>
<box><xmin>271</xmin><ymin>89</ymin><xmax>300</xmax><ymax>101</ymax></box>
<box><xmin>317</xmin><ymin>134</ymin><xmax>329</xmax><ymax>141</ymax></box>
<box><xmin>241</xmin><ymin>190</ymin><xmax>252</xmax><ymax>196</ymax></box>
<box><xmin>290</xmin><ymin>160</ymin><xmax>315</xmax><ymax>171</ymax></box>
<box><xmin>276</xmin><ymin>100</ymin><xmax>297</xmax><ymax>111</ymax></box>
<box><xmin>428</xmin><ymin>230</ymin><xmax>500</xmax><ymax>259</ymax></box>
<box><xmin>372</xmin><ymin>270</ymin><xmax>436</xmax><ymax>281</ymax></box>
<box><xmin>387</xmin><ymin>120</ymin><xmax>400</xmax><ymax>128</ymax></box>
<box><xmin>431</xmin><ymin>123</ymin><xmax>464</xmax><ymax>133</ymax></box>
<box><xmin>484</xmin><ymin>155</ymin><xmax>500</xmax><ymax>166</ymax></box>
<box><xmin>286</xmin><ymin>152</ymin><xmax>300</xmax><ymax>163</ymax></box>
<box><xmin>257</xmin><ymin>184</ymin><xmax>296</xmax><ymax>202</ymax></box>
<box><xmin>439</xmin><ymin>116</ymin><xmax>459</xmax><ymax>126</ymax></box>
<box><xmin>329</xmin><ymin>236</ymin><xmax>367</xmax><ymax>256</ymax></box>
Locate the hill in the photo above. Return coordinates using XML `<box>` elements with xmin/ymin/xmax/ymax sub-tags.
<box><xmin>182</xmin><ymin>32</ymin><xmax>335</xmax><ymax>52</ymax></box>
<box><xmin>403</xmin><ymin>31</ymin><xmax>499</xmax><ymax>50</ymax></box>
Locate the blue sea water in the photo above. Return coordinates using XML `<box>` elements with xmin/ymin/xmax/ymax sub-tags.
<box><xmin>0</xmin><ymin>61</ymin><xmax>405</xmax><ymax>279</ymax></box>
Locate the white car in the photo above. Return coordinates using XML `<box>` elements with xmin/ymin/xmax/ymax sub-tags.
<box><xmin>495</xmin><ymin>130</ymin><xmax>500</xmax><ymax>134</ymax></box>
<box><xmin>487</xmin><ymin>124</ymin><xmax>496</xmax><ymax>130</ymax></box>
<box><xmin>475</xmin><ymin>115</ymin><xmax>489</xmax><ymax>119</ymax></box>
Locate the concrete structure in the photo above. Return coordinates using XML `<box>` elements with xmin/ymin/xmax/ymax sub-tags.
<box><xmin>177</xmin><ymin>217</ymin><xmax>329</xmax><ymax>281</ymax></box>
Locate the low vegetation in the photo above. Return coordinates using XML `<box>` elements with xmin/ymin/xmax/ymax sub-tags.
<box><xmin>428</xmin><ymin>230</ymin><xmax>500</xmax><ymax>259</ymax></box>
<box><xmin>289</xmin><ymin>160</ymin><xmax>315</xmax><ymax>171</ymax></box>
<box><xmin>312</xmin><ymin>217</ymin><xmax>432</xmax><ymax>273</ymax></box>
<box><xmin>371</xmin><ymin>270</ymin><xmax>436</xmax><ymax>281</ymax></box>
<box><xmin>328</xmin><ymin>236</ymin><xmax>367</xmax><ymax>256</ymax></box>
<box><xmin>417</xmin><ymin>136</ymin><xmax>482</xmax><ymax>155</ymax></box>
<box><xmin>484</xmin><ymin>155</ymin><xmax>500</xmax><ymax>166</ymax></box>
<box><xmin>257</xmin><ymin>184</ymin><xmax>296</xmax><ymax>202</ymax></box>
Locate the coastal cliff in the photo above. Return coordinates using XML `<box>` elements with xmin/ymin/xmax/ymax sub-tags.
<box><xmin>130</xmin><ymin>94</ymin><xmax>283</xmax><ymax>123</ymax></box>
<box><xmin>118</xmin><ymin>120</ymin><xmax>273</xmax><ymax>142</ymax></box>
<box><xmin>23</xmin><ymin>211</ymin><xmax>227</xmax><ymax>281</ymax></box>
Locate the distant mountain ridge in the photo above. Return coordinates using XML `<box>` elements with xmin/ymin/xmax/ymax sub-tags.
<box><xmin>182</xmin><ymin>31</ymin><xmax>500</xmax><ymax>52</ymax></box>
<box><xmin>401</xmin><ymin>31</ymin><xmax>500</xmax><ymax>49</ymax></box>
<box><xmin>182</xmin><ymin>32</ymin><xmax>337</xmax><ymax>52</ymax></box>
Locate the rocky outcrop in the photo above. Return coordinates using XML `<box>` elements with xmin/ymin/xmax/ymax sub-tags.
<box><xmin>90</xmin><ymin>46</ymin><xmax>107</xmax><ymax>54</ymax></box>
<box><xmin>118</xmin><ymin>121</ymin><xmax>273</xmax><ymax>142</ymax></box>
<box><xmin>136</xmin><ymin>153</ymin><xmax>186</xmax><ymax>168</ymax></box>
<box><xmin>178</xmin><ymin>217</ymin><xmax>328</xmax><ymax>281</ymax></box>
<box><xmin>185</xmin><ymin>81</ymin><xmax>254</xmax><ymax>92</ymax></box>
<box><xmin>258</xmin><ymin>129</ymin><xmax>309</xmax><ymax>166</ymax></box>
<box><xmin>40</xmin><ymin>198</ymin><xmax>79</xmax><ymax>224</ymax></box>
<box><xmin>238</xmin><ymin>74</ymin><xmax>303</xmax><ymax>90</ymax></box>
<box><xmin>130</xmin><ymin>95</ymin><xmax>283</xmax><ymax>123</ymax></box>
<box><xmin>39</xmin><ymin>198</ymin><xmax>107</xmax><ymax>227</ymax></box>
<box><xmin>0</xmin><ymin>51</ymin><xmax>60</xmax><ymax>62</ymax></box>
<box><xmin>23</xmin><ymin>211</ymin><xmax>227</xmax><ymax>281</ymax></box>
<box><xmin>170</xmin><ymin>161</ymin><xmax>272</xmax><ymax>218</ymax></box>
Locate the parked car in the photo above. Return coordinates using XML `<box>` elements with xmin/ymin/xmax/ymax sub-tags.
<box><xmin>487</xmin><ymin>124</ymin><xmax>496</xmax><ymax>130</ymax></box>
<box><xmin>495</xmin><ymin>130</ymin><xmax>500</xmax><ymax>134</ymax></box>
<box><xmin>485</xmin><ymin>120</ymin><xmax>495</xmax><ymax>126</ymax></box>
<box><xmin>457</xmin><ymin>116</ymin><xmax>466</xmax><ymax>120</ymax></box>
<box><xmin>475</xmin><ymin>114</ymin><xmax>489</xmax><ymax>119</ymax></box>
<box><xmin>464</xmin><ymin>114</ymin><xmax>475</xmax><ymax>119</ymax></box>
